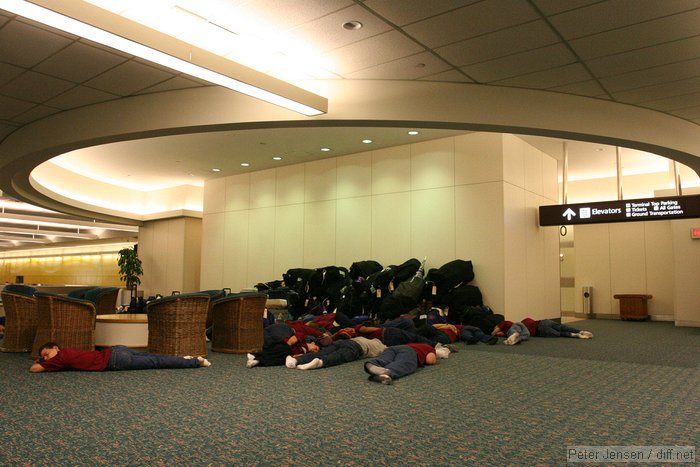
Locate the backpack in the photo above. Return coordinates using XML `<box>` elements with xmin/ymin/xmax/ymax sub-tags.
<box><xmin>428</xmin><ymin>259</ymin><xmax>475</xmax><ymax>294</ymax></box>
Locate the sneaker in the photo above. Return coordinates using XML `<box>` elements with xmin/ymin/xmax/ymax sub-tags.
<box><xmin>435</xmin><ymin>346</ymin><xmax>450</xmax><ymax>359</ymax></box>
<box><xmin>197</xmin><ymin>356</ymin><xmax>211</xmax><ymax>367</ymax></box>
<box><xmin>369</xmin><ymin>374</ymin><xmax>393</xmax><ymax>385</ymax></box>
<box><xmin>297</xmin><ymin>357</ymin><xmax>323</xmax><ymax>370</ymax></box>
<box><xmin>365</xmin><ymin>362</ymin><xmax>390</xmax><ymax>377</ymax></box>
<box><xmin>445</xmin><ymin>344</ymin><xmax>459</xmax><ymax>353</ymax></box>
<box><xmin>246</xmin><ymin>359</ymin><xmax>259</xmax><ymax>368</ymax></box>
<box><xmin>285</xmin><ymin>355</ymin><xmax>297</xmax><ymax>369</ymax></box>
<box><xmin>246</xmin><ymin>353</ymin><xmax>256</xmax><ymax>361</ymax></box>
<box><xmin>505</xmin><ymin>332</ymin><xmax>520</xmax><ymax>345</ymax></box>
<box><xmin>579</xmin><ymin>331</ymin><xmax>593</xmax><ymax>339</ymax></box>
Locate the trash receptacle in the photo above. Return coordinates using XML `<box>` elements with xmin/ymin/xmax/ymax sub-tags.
<box><xmin>582</xmin><ymin>286</ymin><xmax>593</xmax><ymax>316</ymax></box>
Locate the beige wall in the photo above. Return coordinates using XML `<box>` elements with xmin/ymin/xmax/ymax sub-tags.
<box><xmin>570</xmin><ymin>201</ymin><xmax>700</xmax><ymax>327</ymax></box>
<box><xmin>138</xmin><ymin>217</ymin><xmax>202</xmax><ymax>297</ymax></box>
<box><xmin>200</xmin><ymin>132</ymin><xmax>560</xmax><ymax>320</ymax></box>
<box><xmin>0</xmin><ymin>253</ymin><xmax>121</xmax><ymax>286</ymax></box>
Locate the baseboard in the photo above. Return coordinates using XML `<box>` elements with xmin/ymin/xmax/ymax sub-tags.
<box><xmin>650</xmin><ymin>315</ymin><xmax>674</xmax><ymax>322</ymax></box>
<box><xmin>674</xmin><ymin>320</ymin><xmax>700</xmax><ymax>328</ymax></box>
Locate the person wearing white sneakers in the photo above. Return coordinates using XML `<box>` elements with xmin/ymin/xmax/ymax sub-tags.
<box><xmin>30</xmin><ymin>342</ymin><xmax>211</xmax><ymax>372</ymax></box>
<box><xmin>493</xmin><ymin>318</ymin><xmax>593</xmax><ymax>345</ymax></box>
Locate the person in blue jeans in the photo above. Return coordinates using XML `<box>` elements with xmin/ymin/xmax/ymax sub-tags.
<box><xmin>493</xmin><ymin>318</ymin><xmax>593</xmax><ymax>345</ymax></box>
<box><xmin>460</xmin><ymin>325</ymin><xmax>499</xmax><ymax>345</ymax></box>
<box><xmin>285</xmin><ymin>336</ymin><xmax>386</xmax><ymax>370</ymax></box>
<box><xmin>364</xmin><ymin>342</ymin><xmax>448</xmax><ymax>385</ymax></box>
<box><xmin>29</xmin><ymin>342</ymin><xmax>211</xmax><ymax>372</ymax></box>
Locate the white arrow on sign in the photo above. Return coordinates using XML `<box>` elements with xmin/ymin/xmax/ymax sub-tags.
<box><xmin>562</xmin><ymin>208</ymin><xmax>576</xmax><ymax>221</ymax></box>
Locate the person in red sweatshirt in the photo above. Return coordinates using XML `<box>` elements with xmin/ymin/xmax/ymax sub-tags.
<box><xmin>363</xmin><ymin>342</ymin><xmax>448</xmax><ymax>385</ymax></box>
<box><xmin>30</xmin><ymin>342</ymin><xmax>210</xmax><ymax>372</ymax></box>
<box><xmin>493</xmin><ymin>319</ymin><xmax>593</xmax><ymax>345</ymax></box>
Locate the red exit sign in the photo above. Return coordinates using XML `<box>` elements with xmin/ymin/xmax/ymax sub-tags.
<box><xmin>692</xmin><ymin>228</ymin><xmax>700</xmax><ymax>239</ymax></box>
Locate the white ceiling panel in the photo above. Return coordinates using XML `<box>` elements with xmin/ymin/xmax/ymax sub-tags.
<box><xmin>45</xmin><ymin>85</ymin><xmax>119</xmax><ymax>110</ymax></box>
<box><xmin>84</xmin><ymin>60</ymin><xmax>177</xmax><ymax>95</ymax></box>
<box><xmin>612</xmin><ymin>76</ymin><xmax>700</xmax><ymax>104</ymax></box>
<box><xmin>531</xmin><ymin>0</ymin><xmax>601</xmax><ymax>16</ymax></box>
<box><xmin>0</xmin><ymin>19</ymin><xmax>73</xmax><ymax>68</ymax></box>
<box><xmin>0</xmin><ymin>71</ymin><xmax>74</xmax><ymax>103</ymax></box>
<box><xmin>495</xmin><ymin>63</ymin><xmax>591</xmax><ymax>89</ymax></box>
<box><xmin>568</xmin><ymin>9</ymin><xmax>700</xmax><ymax>60</ymax></box>
<box><xmin>402</xmin><ymin>0</ymin><xmax>540</xmax><ymax>48</ymax></box>
<box><xmin>640</xmin><ymin>91</ymin><xmax>700</xmax><ymax>112</ymax></box>
<box><xmin>34</xmin><ymin>42</ymin><xmax>128</xmax><ymax>83</ymax></box>
<box><xmin>0</xmin><ymin>94</ymin><xmax>34</xmax><ymax>120</ymax></box>
<box><xmin>345</xmin><ymin>51</ymin><xmax>452</xmax><ymax>80</ymax></box>
<box><xmin>545</xmin><ymin>0</ymin><xmax>700</xmax><ymax>39</ymax></box>
<box><xmin>362</xmin><ymin>0</ymin><xmax>479</xmax><ymax>26</ymax></box>
<box><xmin>435</xmin><ymin>20</ymin><xmax>560</xmax><ymax>67</ymax></box>
<box><xmin>318</xmin><ymin>29</ymin><xmax>424</xmax><ymax>75</ymax></box>
<box><xmin>0</xmin><ymin>61</ymin><xmax>24</xmax><ymax>85</ymax></box>
<box><xmin>460</xmin><ymin>43</ymin><xmax>576</xmax><ymax>83</ymax></box>
<box><xmin>600</xmin><ymin>58</ymin><xmax>700</xmax><ymax>93</ymax></box>
<box><xmin>280</xmin><ymin>3</ymin><xmax>393</xmax><ymax>54</ymax></box>
<box><xmin>586</xmin><ymin>36</ymin><xmax>700</xmax><ymax>77</ymax></box>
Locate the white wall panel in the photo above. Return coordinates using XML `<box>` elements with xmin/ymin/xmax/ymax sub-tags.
<box><xmin>524</xmin><ymin>143</ymin><xmax>544</xmax><ymax>196</ymax></box>
<box><xmin>455</xmin><ymin>182</ymin><xmax>504</xmax><ymax>314</ymax></box>
<box><xmin>203</xmin><ymin>177</ymin><xmax>226</xmax><ymax>214</ymax></box>
<box><xmin>165</xmin><ymin>219</ymin><xmax>185</xmax><ymax>292</ymax></box>
<box><xmin>200</xmin><ymin>212</ymin><xmax>225</xmax><ymax>289</ymax></box>
<box><xmin>454</xmin><ymin>132</ymin><xmax>503</xmax><ymax>185</ymax></box>
<box><xmin>273</xmin><ymin>204</ymin><xmax>304</xmax><ymax>278</ymax></box>
<box><xmin>575</xmin><ymin>224</ymin><xmax>612</xmax><ymax>315</ymax></box>
<box><xmin>249</xmin><ymin>169</ymin><xmax>276</xmax><ymax>208</ymax></box>
<box><xmin>643</xmin><ymin>220</ymin><xmax>674</xmax><ymax>318</ymax></box>
<box><xmin>222</xmin><ymin>210</ymin><xmax>249</xmax><ymax>291</ymax></box>
<box><xmin>225</xmin><ymin>173</ymin><xmax>250</xmax><ymax>211</ymax></box>
<box><xmin>247</xmin><ymin>207</ymin><xmax>275</xmax><ymax>286</ymax></box>
<box><xmin>525</xmin><ymin>192</ymin><xmax>548</xmax><ymax>319</ymax></box>
<box><xmin>371</xmin><ymin>192</ymin><xmax>411</xmax><ymax>265</ymax></box>
<box><xmin>542</xmin><ymin>152</ymin><xmax>559</xmax><ymax>202</ymax></box>
<box><xmin>503</xmin><ymin>134</ymin><xmax>525</xmax><ymax>189</ymax></box>
<box><xmin>275</xmin><ymin>164</ymin><xmax>305</xmax><ymax>206</ymax></box>
<box><xmin>410</xmin><ymin>138</ymin><xmax>454</xmax><ymax>191</ymax></box>
<box><xmin>336</xmin><ymin>196</ymin><xmax>372</xmax><ymax>267</ymax></box>
<box><xmin>503</xmin><ymin>184</ymin><xmax>527</xmax><ymax>318</ymax></box>
<box><xmin>337</xmin><ymin>151</ymin><xmax>372</xmax><ymax>199</ymax></box>
<box><xmin>303</xmin><ymin>200</ymin><xmax>336</xmax><ymax>267</ymax></box>
<box><xmin>372</xmin><ymin>144</ymin><xmax>411</xmax><ymax>194</ymax></box>
<box><xmin>305</xmin><ymin>158</ymin><xmax>337</xmax><ymax>202</ymax></box>
<box><xmin>410</xmin><ymin>187</ymin><xmax>455</xmax><ymax>266</ymax></box>
<box><xmin>609</xmin><ymin>223</ymin><xmax>647</xmax><ymax>300</ymax></box>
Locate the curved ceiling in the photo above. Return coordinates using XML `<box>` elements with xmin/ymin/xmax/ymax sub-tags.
<box><xmin>2</xmin><ymin>0</ymin><xmax>700</xmax><ymax>243</ymax></box>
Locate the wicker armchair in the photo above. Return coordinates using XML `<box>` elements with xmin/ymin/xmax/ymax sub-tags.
<box><xmin>84</xmin><ymin>287</ymin><xmax>120</xmax><ymax>315</ymax></box>
<box><xmin>146</xmin><ymin>293</ymin><xmax>211</xmax><ymax>357</ymax></box>
<box><xmin>198</xmin><ymin>289</ymin><xmax>227</xmax><ymax>330</ymax></box>
<box><xmin>31</xmin><ymin>293</ymin><xmax>96</xmax><ymax>358</ymax></box>
<box><xmin>1</xmin><ymin>284</ymin><xmax>38</xmax><ymax>352</ymax></box>
<box><xmin>211</xmin><ymin>293</ymin><xmax>267</xmax><ymax>354</ymax></box>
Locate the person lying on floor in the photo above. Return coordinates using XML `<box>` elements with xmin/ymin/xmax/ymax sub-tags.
<box><xmin>284</xmin><ymin>336</ymin><xmax>386</xmax><ymax>370</ymax></box>
<box><xmin>363</xmin><ymin>342</ymin><xmax>449</xmax><ymax>385</ymax></box>
<box><xmin>492</xmin><ymin>318</ymin><xmax>593</xmax><ymax>345</ymax></box>
<box><xmin>246</xmin><ymin>321</ymin><xmax>332</xmax><ymax>368</ymax></box>
<box><xmin>29</xmin><ymin>342</ymin><xmax>210</xmax><ymax>373</ymax></box>
<box><xmin>344</xmin><ymin>317</ymin><xmax>439</xmax><ymax>347</ymax></box>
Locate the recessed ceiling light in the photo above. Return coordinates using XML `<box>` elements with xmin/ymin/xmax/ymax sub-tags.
<box><xmin>342</xmin><ymin>20</ymin><xmax>363</xmax><ymax>30</ymax></box>
<box><xmin>362</xmin><ymin>139</ymin><xmax>373</xmax><ymax>144</ymax></box>
<box><xmin>408</xmin><ymin>130</ymin><xmax>419</xmax><ymax>135</ymax></box>
<box><xmin>321</xmin><ymin>147</ymin><xmax>331</xmax><ymax>152</ymax></box>
<box><xmin>241</xmin><ymin>162</ymin><xmax>250</xmax><ymax>167</ymax></box>
<box><xmin>272</xmin><ymin>156</ymin><xmax>283</xmax><ymax>161</ymax></box>
<box><xmin>211</xmin><ymin>168</ymin><xmax>221</xmax><ymax>172</ymax></box>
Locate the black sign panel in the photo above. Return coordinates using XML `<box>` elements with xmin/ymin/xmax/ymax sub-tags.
<box><xmin>539</xmin><ymin>194</ymin><xmax>700</xmax><ymax>226</ymax></box>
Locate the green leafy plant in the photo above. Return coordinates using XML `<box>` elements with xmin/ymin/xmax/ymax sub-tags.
<box><xmin>117</xmin><ymin>247</ymin><xmax>143</xmax><ymax>299</ymax></box>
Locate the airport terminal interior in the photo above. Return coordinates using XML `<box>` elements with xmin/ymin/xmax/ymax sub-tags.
<box><xmin>0</xmin><ymin>1</ymin><xmax>699</xmax><ymax>464</ymax></box>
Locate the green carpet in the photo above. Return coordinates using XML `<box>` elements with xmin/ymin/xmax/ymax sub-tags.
<box><xmin>1</xmin><ymin>319</ymin><xmax>698</xmax><ymax>465</ymax></box>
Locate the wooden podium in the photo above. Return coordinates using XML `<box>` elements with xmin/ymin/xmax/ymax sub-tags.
<box><xmin>614</xmin><ymin>294</ymin><xmax>652</xmax><ymax>320</ymax></box>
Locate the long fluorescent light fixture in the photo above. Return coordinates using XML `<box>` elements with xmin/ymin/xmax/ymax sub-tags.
<box><xmin>0</xmin><ymin>0</ymin><xmax>327</xmax><ymax>116</ymax></box>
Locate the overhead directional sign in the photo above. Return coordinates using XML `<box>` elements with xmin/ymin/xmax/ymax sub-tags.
<box><xmin>539</xmin><ymin>194</ymin><xmax>700</xmax><ymax>226</ymax></box>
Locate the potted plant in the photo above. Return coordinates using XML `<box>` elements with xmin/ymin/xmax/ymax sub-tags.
<box><xmin>117</xmin><ymin>246</ymin><xmax>143</xmax><ymax>301</ymax></box>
